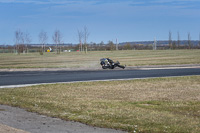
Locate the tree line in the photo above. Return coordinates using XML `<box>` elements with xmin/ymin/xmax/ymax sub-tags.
<box><xmin>168</xmin><ymin>31</ymin><xmax>200</xmax><ymax>49</ymax></box>
<box><xmin>0</xmin><ymin>29</ymin><xmax>200</xmax><ymax>53</ymax></box>
<box><xmin>11</xmin><ymin>26</ymin><xmax>90</xmax><ymax>54</ymax></box>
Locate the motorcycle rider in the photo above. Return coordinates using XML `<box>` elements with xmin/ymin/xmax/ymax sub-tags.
<box><xmin>100</xmin><ymin>58</ymin><xmax>126</xmax><ymax>69</ymax></box>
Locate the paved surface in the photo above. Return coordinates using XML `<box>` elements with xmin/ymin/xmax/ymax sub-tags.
<box><xmin>0</xmin><ymin>67</ymin><xmax>200</xmax><ymax>87</ymax></box>
<box><xmin>0</xmin><ymin>105</ymin><xmax>126</xmax><ymax>133</ymax></box>
<box><xmin>0</xmin><ymin>123</ymin><xmax>30</xmax><ymax>133</ymax></box>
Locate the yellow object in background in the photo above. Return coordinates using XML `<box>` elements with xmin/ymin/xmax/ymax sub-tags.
<box><xmin>47</xmin><ymin>49</ymin><xmax>50</xmax><ymax>52</ymax></box>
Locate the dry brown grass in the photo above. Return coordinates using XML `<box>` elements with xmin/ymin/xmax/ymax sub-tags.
<box><xmin>0</xmin><ymin>76</ymin><xmax>200</xmax><ymax>132</ymax></box>
<box><xmin>0</xmin><ymin>50</ymin><xmax>200</xmax><ymax>69</ymax></box>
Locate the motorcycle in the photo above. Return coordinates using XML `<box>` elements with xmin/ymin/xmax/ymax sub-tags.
<box><xmin>100</xmin><ymin>58</ymin><xmax>126</xmax><ymax>69</ymax></box>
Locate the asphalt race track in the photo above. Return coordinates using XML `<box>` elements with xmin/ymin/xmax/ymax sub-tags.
<box><xmin>0</xmin><ymin>68</ymin><xmax>200</xmax><ymax>87</ymax></box>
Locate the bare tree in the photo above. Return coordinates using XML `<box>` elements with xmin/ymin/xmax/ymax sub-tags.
<box><xmin>188</xmin><ymin>32</ymin><xmax>192</xmax><ymax>49</ymax></box>
<box><xmin>108</xmin><ymin>40</ymin><xmax>115</xmax><ymax>51</ymax></box>
<box><xmin>15</xmin><ymin>29</ymin><xmax>24</xmax><ymax>54</ymax></box>
<box><xmin>15</xmin><ymin>30</ymin><xmax>20</xmax><ymax>54</ymax></box>
<box><xmin>83</xmin><ymin>26</ymin><xmax>90</xmax><ymax>53</ymax></box>
<box><xmin>52</xmin><ymin>29</ymin><xmax>62</xmax><ymax>54</ymax></box>
<box><xmin>39</xmin><ymin>31</ymin><xmax>48</xmax><ymax>53</ymax></box>
<box><xmin>177</xmin><ymin>31</ymin><xmax>180</xmax><ymax>48</ymax></box>
<box><xmin>172</xmin><ymin>41</ymin><xmax>176</xmax><ymax>49</ymax></box>
<box><xmin>169</xmin><ymin>31</ymin><xmax>172</xmax><ymax>49</ymax></box>
<box><xmin>116</xmin><ymin>39</ymin><xmax>119</xmax><ymax>50</ymax></box>
<box><xmin>199</xmin><ymin>32</ymin><xmax>200</xmax><ymax>47</ymax></box>
<box><xmin>123</xmin><ymin>43</ymin><xmax>131</xmax><ymax>50</ymax></box>
<box><xmin>153</xmin><ymin>37</ymin><xmax>157</xmax><ymax>50</ymax></box>
<box><xmin>99</xmin><ymin>41</ymin><xmax>104</xmax><ymax>51</ymax></box>
<box><xmin>24</xmin><ymin>31</ymin><xmax>31</xmax><ymax>53</ymax></box>
<box><xmin>77</xmin><ymin>29</ymin><xmax>83</xmax><ymax>52</ymax></box>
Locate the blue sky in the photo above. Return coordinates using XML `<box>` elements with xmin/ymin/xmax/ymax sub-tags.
<box><xmin>0</xmin><ymin>0</ymin><xmax>200</xmax><ymax>45</ymax></box>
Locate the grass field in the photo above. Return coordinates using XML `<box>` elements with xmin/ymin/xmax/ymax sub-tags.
<box><xmin>0</xmin><ymin>50</ymin><xmax>200</xmax><ymax>69</ymax></box>
<box><xmin>0</xmin><ymin>76</ymin><xmax>200</xmax><ymax>133</ymax></box>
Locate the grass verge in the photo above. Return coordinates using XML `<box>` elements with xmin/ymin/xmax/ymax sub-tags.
<box><xmin>0</xmin><ymin>76</ymin><xmax>200</xmax><ymax>132</ymax></box>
